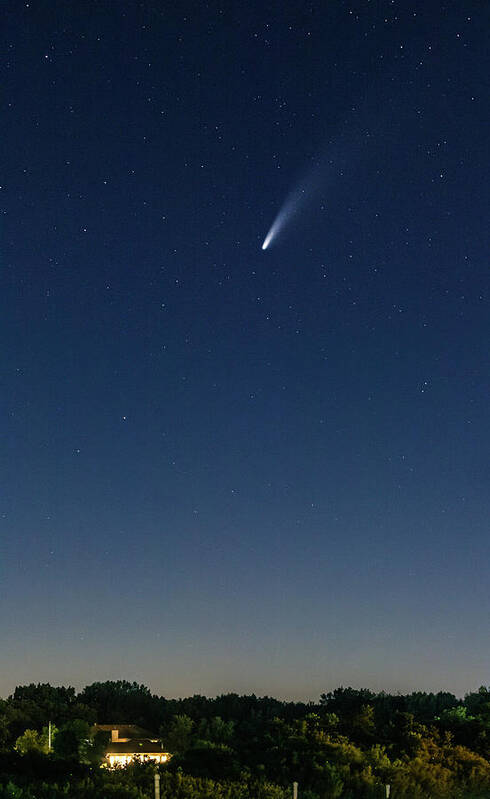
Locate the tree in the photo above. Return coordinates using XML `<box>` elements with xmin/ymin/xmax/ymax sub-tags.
<box><xmin>51</xmin><ymin>719</ymin><xmax>96</xmax><ymax>762</ymax></box>
<box><xmin>320</xmin><ymin>687</ymin><xmax>376</xmax><ymax>719</ymax></box>
<box><xmin>161</xmin><ymin>714</ymin><xmax>194</xmax><ymax>755</ymax></box>
<box><xmin>0</xmin><ymin>702</ymin><xmax>10</xmax><ymax>750</ymax></box>
<box><xmin>196</xmin><ymin>716</ymin><xmax>234</xmax><ymax>745</ymax></box>
<box><xmin>350</xmin><ymin>704</ymin><xmax>376</xmax><ymax>743</ymax></box>
<box><xmin>175</xmin><ymin>742</ymin><xmax>242</xmax><ymax>781</ymax></box>
<box><xmin>8</xmin><ymin>684</ymin><xmax>95</xmax><ymax>736</ymax></box>
<box><xmin>78</xmin><ymin>681</ymin><xmax>156</xmax><ymax>728</ymax></box>
<box><xmin>14</xmin><ymin>726</ymin><xmax>54</xmax><ymax>756</ymax></box>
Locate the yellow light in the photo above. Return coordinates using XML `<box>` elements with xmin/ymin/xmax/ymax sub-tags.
<box><xmin>107</xmin><ymin>752</ymin><xmax>171</xmax><ymax>768</ymax></box>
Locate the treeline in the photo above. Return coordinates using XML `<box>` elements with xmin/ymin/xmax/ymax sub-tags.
<box><xmin>2</xmin><ymin>681</ymin><xmax>490</xmax><ymax>797</ymax></box>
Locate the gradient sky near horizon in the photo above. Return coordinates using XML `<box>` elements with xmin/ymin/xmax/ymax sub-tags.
<box><xmin>1</xmin><ymin>0</ymin><xmax>489</xmax><ymax>701</ymax></box>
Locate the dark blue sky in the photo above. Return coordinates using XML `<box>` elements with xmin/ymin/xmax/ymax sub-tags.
<box><xmin>1</xmin><ymin>0</ymin><xmax>489</xmax><ymax>699</ymax></box>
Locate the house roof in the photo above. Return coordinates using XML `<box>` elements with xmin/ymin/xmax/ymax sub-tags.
<box><xmin>93</xmin><ymin>724</ymin><xmax>156</xmax><ymax>739</ymax></box>
<box><xmin>106</xmin><ymin>739</ymin><xmax>167</xmax><ymax>755</ymax></box>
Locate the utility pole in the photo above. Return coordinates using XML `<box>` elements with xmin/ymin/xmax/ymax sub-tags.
<box><xmin>154</xmin><ymin>772</ymin><xmax>160</xmax><ymax>799</ymax></box>
<box><xmin>385</xmin><ymin>785</ymin><xmax>391</xmax><ymax>798</ymax></box>
<box><xmin>293</xmin><ymin>781</ymin><xmax>298</xmax><ymax>799</ymax></box>
<box><xmin>48</xmin><ymin>721</ymin><xmax>52</xmax><ymax>752</ymax></box>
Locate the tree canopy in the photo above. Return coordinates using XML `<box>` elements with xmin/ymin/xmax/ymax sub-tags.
<box><xmin>2</xmin><ymin>682</ymin><xmax>490</xmax><ymax>798</ymax></box>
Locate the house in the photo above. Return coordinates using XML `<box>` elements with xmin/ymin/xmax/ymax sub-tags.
<box><xmin>93</xmin><ymin>724</ymin><xmax>171</xmax><ymax>767</ymax></box>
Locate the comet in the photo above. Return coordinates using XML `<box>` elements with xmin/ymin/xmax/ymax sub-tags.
<box><xmin>261</xmin><ymin>186</ymin><xmax>306</xmax><ymax>251</ymax></box>
<box><xmin>261</xmin><ymin>143</ymin><xmax>348</xmax><ymax>251</ymax></box>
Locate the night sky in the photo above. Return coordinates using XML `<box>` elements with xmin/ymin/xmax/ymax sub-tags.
<box><xmin>1</xmin><ymin>0</ymin><xmax>489</xmax><ymax>701</ymax></box>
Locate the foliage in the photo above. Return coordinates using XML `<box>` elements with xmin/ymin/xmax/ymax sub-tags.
<box><xmin>3</xmin><ymin>682</ymin><xmax>490</xmax><ymax>798</ymax></box>
<box><xmin>14</xmin><ymin>727</ymin><xmax>54</xmax><ymax>756</ymax></box>
<box><xmin>161</xmin><ymin>715</ymin><xmax>195</xmax><ymax>755</ymax></box>
<box><xmin>51</xmin><ymin>719</ymin><xmax>98</xmax><ymax>762</ymax></box>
